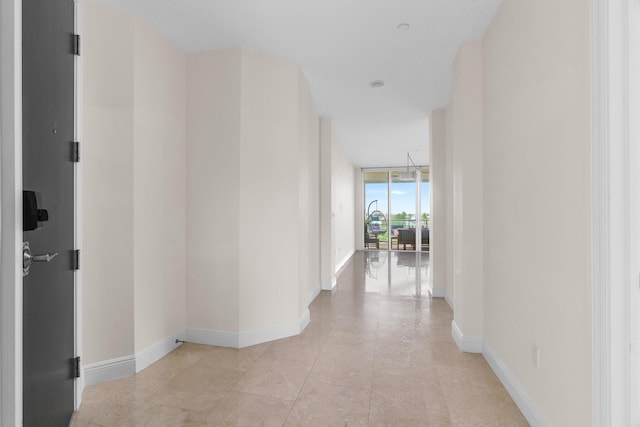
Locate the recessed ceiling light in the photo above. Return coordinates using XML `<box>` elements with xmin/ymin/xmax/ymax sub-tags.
<box><xmin>370</xmin><ymin>80</ymin><xmax>386</xmax><ymax>88</ymax></box>
<box><xmin>397</xmin><ymin>23</ymin><xmax>410</xmax><ymax>32</ymax></box>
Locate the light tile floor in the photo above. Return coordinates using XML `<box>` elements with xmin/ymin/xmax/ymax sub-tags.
<box><xmin>73</xmin><ymin>251</ymin><xmax>528</xmax><ymax>426</ymax></box>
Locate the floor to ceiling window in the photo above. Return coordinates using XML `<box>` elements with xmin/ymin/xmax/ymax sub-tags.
<box><xmin>363</xmin><ymin>169</ymin><xmax>430</xmax><ymax>252</ymax></box>
<box><xmin>364</xmin><ymin>171</ymin><xmax>389</xmax><ymax>250</ymax></box>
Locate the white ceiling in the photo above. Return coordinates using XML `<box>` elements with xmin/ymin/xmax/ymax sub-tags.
<box><xmin>98</xmin><ymin>0</ymin><xmax>501</xmax><ymax>168</ymax></box>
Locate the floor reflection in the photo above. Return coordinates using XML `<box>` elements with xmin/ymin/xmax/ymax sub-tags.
<box><xmin>363</xmin><ymin>250</ymin><xmax>430</xmax><ymax>297</ymax></box>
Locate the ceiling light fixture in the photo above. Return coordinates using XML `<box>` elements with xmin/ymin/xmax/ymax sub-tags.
<box><xmin>370</xmin><ymin>80</ymin><xmax>386</xmax><ymax>88</ymax></box>
<box><xmin>397</xmin><ymin>23</ymin><xmax>410</xmax><ymax>32</ymax></box>
<box><xmin>398</xmin><ymin>152</ymin><xmax>418</xmax><ymax>181</ymax></box>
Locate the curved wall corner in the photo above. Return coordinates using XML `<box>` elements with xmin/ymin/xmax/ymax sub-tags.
<box><xmin>186</xmin><ymin>47</ymin><xmax>320</xmax><ymax>347</ymax></box>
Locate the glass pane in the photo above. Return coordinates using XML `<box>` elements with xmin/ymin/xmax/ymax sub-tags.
<box><xmin>420</xmin><ymin>169</ymin><xmax>430</xmax><ymax>251</ymax></box>
<box><xmin>390</xmin><ymin>171</ymin><xmax>417</xmax><ymax>251</ymax></box>
<box><xmin>364</xmin><ymin>171</ymin><xmax>388</xmax><ymax>250</ymax></box>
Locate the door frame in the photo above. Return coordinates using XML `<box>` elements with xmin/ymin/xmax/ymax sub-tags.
<box><xmin>0</xmin><ymin>0</ymin><xmax>83</xmax><ymax>425</ymax></box>
<box><xmin>1</xmin><ymin>0</ymin><xmax>23</xmax><ymax>425</ymax></box>
<box><xmin>591</xmin><ymin>0</ymin><xmax>639</xmax><ymax>425</ymax></box>
<box><xmin>361</xmin><ymin>167</ymin><xmax>429</xmax><ymax>252</ymax></box>
<box><xmin>73</xmin><ymin>0</ymin><xmax>85</xmax><ymax>411</ymax></box>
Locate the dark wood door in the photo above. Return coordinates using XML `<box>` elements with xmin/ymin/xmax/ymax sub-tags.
<box><xmin>22</xmin><ymin>0</ymin><xmax>76</xmax><ymax>425</ymax></box>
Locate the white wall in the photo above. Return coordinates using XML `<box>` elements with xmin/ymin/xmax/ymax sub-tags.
<box><xmin>437</xmin><ymin>1</ymin><xmax>592</xmax><ymax>423</ymax></box>
<box><xmin>298</xmin><ymin>70</ymin><xmax>321</xmax><ymax>303</ymax></box>
<box><xmin>186</xmin><ymin>47</ymin><xmax>320</xmax><ymax>340</ymax></box>
<box><xmin>319</xmin><ymin>118</ymin><xmax>336</xmax><ymax>289</ymax></box>
<box><xmin>331</xmin><ymin>140</ymin><xmax>355</xmax><ymax>272</ymax></box>
<box><xmin>306</xmin><ymin>94</ymin><xmax>320</xmax><ymax>301</ymax></box>
<box><xmin>83</xmin><ymin>0</ymin><xmax>187</xmax><ymax>364</ymax></box>
<box><xmin>318</xmin><ymin>118</ymin><xmax>355</xmax><ymax>282</ymax></box>
<box><xmin>297</xmin><ymin>71</ymin><xmax>310</xmax><ymax>310</ymax></box>
<box><xmin>132</xmin><ymin>17</ymin><xmax>187</xmax><ymax>355</ymax></box>
<box><xmin>83</xmin><ymin>0</ymin><xmax>135</xmax><ymax>364</ymax></box>
<box><xmin>444</xmin><ymin>108</ymin><xmax>454</xmax><ymax>307</ymax></box>
<box><xmin>450</xmin><ymin>42</ymin><xmax>484</xmax><ymax>342</ymax></box>
<box><xmin>238</xmin><ymin>49</ymin><xmax>302</xmax><ymax>332</ymax></box>
<box><xmin>429</xmin><ymin>109</ymin><xmax>447</xmax><ymax>297</ymax></box>
<box><xmin>482</xmin><ymin>0</ymin><xmax>591</xmax><ymax>425</ymax></box>
<box><xmin>84</xmin><ymin>3</ymin><xmax>323</xmax><ymax>358</ymax></box>
<box><xmin>186</xmin><ymin>49</ymin><xmax>241</xmax><ymax>333</ymax></box>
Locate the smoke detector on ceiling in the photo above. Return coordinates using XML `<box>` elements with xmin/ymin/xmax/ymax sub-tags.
<box><xmin>397</xmin><ymin>23</ymin><xmax>410</xmax><ymax>32</ymax></box>
<box><xmin>369</xmin><ymin>80</ymin><xmax>386</xmax><ymax>88</ymax></box>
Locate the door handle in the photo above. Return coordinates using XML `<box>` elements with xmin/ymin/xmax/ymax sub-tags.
<box><xmin>23</xmin><ymin>241</ymin><xmax>58</xmax><ymax>277</ymax></box>
<box><xmin>31</xmin><ymin>253</ymin><xmax>58</xmax><ymax>262</ymax></box>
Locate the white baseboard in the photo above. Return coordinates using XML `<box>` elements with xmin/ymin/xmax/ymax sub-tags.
<box><xmin>186</xmin><ymin>310</ymin><xmax>310</xmax><ymax>349</ymax></box>
<box><xmin>239</xmin><ymin>309</ymin><xmax>309</xmax><ymax>347</ymax></box>
<box><xmin>444</xmin><ymin>291</ymin><xmax>454</xmax><ymax>310</ymax></box>
<box><xmin>308</xmin><ymin>283</ymin><xmax>322</xmax><ymax>304</ymax></box>
<box><xmin>322</xmin><ymin>278</ymin><xmax>337</xmax><ymax>291</ymax></box>
<box><xmin>83</xmin><ymin>330</ymin><xmax>185</xmax><ymax>386</ymax></box>
<box><xmin>451</xmin><ymin>320</ymin><xmax>482</xmax><ymax>353</ymax></box>
<box><xmin>334</xmin><ymin>249</ymin><xmax>355</xmax><ymax>275</ymax></box>
<box><xmin>83</xmin><ymin>310</ymin><xmax>311</xmax><ymax>387</ymax></box>
<box><xmin>135</xmin><ymin>330</ymin><xmax>185</xmax><ymax>373</ymax></box>
<box><xmin>186</xmin><ymin>328</ymin><xmax>238</xmax><ymax>348</ymax></box>
<box><xmin>298</xmin><ymin>308</ymin><xmax>311</xmax><ymax>330</ymax></box>
<box><xmin>83</xmin><ymin>355</ymin><xmax>136</xmax><ymax>386</ymax></box>
<box><xmin>483</xmin><ymin>342</ymin><xmax>549</xmax><ymax>427</ymax></box>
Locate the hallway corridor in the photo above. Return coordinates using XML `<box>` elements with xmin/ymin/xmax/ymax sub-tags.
<box><xmin>73</xmin><ymin>251</ymin><xmax>527</xmax><ymax>426</ymax></box>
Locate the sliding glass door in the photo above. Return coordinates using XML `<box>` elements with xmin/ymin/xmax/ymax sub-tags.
<box><xmin>391</xmin><ymin>171</ymin><xmax>417</xmax><ymax>250</ymax></box>
<box><xmin>363</xmin><ymin>169</ymin><xmax>429</xmax><ymax>252</ymax></box>
<box><xmin>420</xmin><ymin>170</ymin><xmax>430</xmax><ymax>251</ymax></box>
<box><xmin>364</xmin><ymin>172</ymin><xmax>389</xmax><ymax>250</ymax></box>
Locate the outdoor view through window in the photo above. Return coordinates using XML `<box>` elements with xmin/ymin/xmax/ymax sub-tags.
<box><xmin>364</xmin><ymin>170</ymin><xmax>430</xmax><ymax>251</ymax></box>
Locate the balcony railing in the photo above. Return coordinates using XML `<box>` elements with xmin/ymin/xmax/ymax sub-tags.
<box><xmin>367</xmin><ymin>218</ymin><xmax>429</xmax><ymax>243</ymax></box>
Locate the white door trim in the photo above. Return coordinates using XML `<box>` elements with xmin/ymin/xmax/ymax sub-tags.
<box><xmin>591</xmin><ymin>0</ymin><xmax>639</xmax><ymax>425</ymax></box>
<box><xmin>74</xmin><ymin>0</ymin><xmax>85</xmax><ymax>408</ymax></box>
<box><xmin>629</xmin><ymin>0</ymin><xmax>640</xmax><ymax>423</ymax></box>
<box><xmin>0</xmin><ymin>0</ymin><xmax>23</xmax><ymax>425</ymax></box>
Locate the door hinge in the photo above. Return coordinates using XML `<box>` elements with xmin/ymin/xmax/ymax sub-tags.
<box><xmin>72</xmin><ymin>34</ymin><xmax>80</xmax><ymax>56</ymax></box>
<box><xmin>72</xmin><ymin>141</ymin><xmax>80</xmax><ymax>162</ymax></box>
<box><xmin>72</xmin><ymin>249</ymin><xmax>80</xmax><ymax>270</ymax></box>
<box><xmin>73</xmin><ymin>356</ymin><xmax>81</xmax><ymax>379</ymax></box>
